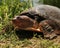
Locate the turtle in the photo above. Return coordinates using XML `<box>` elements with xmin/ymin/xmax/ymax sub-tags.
<box><xmin>12</xmin><ymin>5</ymin><xmax>60</xmax><ymax>39</ymax></box>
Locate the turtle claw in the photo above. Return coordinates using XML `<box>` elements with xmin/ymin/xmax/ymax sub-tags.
<box><xmin>49</xmin><ymin>33</ymin><xmax>57</xmax><ymax>40</ymax></box>
<box><xmin>44</xmin><ymin>33</ymin><xmax>57</xmax><ymax>39</ymax></box>
<box><xmin>44</xmin><ymin>34</ymin><xmax>50</xmax><ymax>39</ymax></box>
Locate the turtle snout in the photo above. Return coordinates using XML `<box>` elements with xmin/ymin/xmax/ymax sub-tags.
<box><xmin>12</xmin><ymin>16</ymin><xmax>20</xmax><ymax>22</ymax></box>
<box><xmin>12</xmin><ymin>19</ymin><xmax>16</xmax><ymax>22</ymax></box>
<box><xmin>12</xmin><ymin>18</ymin><xmax>17</xmax><ymax>23</ymax></box>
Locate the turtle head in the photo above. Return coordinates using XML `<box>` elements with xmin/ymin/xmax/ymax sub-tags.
<box><xmin>12</xmin><ymin>15</ymin><xmax>35</xmax><ymax>29</ymax></box>
<box><xmin>12</xmin><ymin>15</ymin><xmax>41</xmax><ymax>32</ymax></box>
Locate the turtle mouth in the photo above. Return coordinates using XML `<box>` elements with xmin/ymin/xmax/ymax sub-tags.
<box><xmin>23</xmin><ymin>27</ymin><xmax>41</xmax><ymax>32</ymax></box>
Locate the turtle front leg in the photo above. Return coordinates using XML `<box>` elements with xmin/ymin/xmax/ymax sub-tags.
<box><xmin>39</xmin><ymin>20</ymin><xmax>57</xmax><ymax>39</ymax></box>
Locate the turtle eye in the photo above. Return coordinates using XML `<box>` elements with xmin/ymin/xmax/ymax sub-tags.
<box><xmin>17</xmin><ymin>16</ymin><xmax>20</xmax><ymax>19</ymax></box>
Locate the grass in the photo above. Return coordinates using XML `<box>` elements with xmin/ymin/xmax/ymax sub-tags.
<box><xmin>0</xmin><ymin>27</ymin><xmax>60</xmax><ymax>48</ymax></box>
<box><xmin>0</xmin><ymin>36</ymin><xmax>60</xmax><ymax>48</ymax></box>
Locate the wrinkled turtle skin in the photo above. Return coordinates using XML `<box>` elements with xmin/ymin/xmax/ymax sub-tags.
<box><xmin>12</xmin><ymin>5</ymin><xmax>60</xmax><ymax>39</ymax></box>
